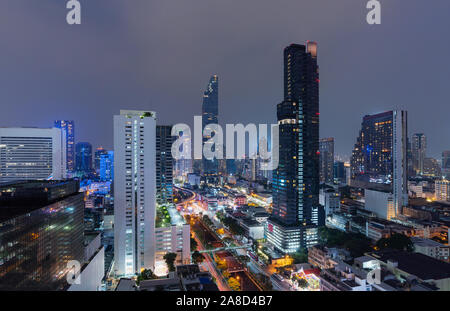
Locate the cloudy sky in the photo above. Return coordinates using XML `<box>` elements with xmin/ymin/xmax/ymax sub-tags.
<box><xmin>1</xmin><ymin>0</ymin><xmax>449</xmax><ymax>159</ymax></box>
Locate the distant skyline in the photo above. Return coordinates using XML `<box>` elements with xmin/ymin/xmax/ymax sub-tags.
<box><xmin>1</xmin><ymin>1</ymin><xmax>450</xmax><ymax>159</ymax></box>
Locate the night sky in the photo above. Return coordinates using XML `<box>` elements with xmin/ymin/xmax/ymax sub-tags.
<box><xmin>1</xmin><ymin>1</ymin><xmax>449</xmax><ymax>159</ymax></box>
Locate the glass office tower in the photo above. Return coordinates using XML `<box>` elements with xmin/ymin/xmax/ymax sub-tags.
<box><xmin>202</xmin><ymin>75</ymin><xmax>219</xmax><ymax>177</ymax></box>
<box><xmin>0</xmin><ymin>180</ymin><xmax>84</xmax><ymax>290</ymax></box>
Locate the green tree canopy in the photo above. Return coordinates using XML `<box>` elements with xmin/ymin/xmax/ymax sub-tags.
<box><xmin>376</xmin><ymin>233</ymin><xmax>414</xmax><ymax>252</ymax></box>
<box><xmin>163</xmin><ymin>252</ymin><xmax>178</xmax><ymax>272</ymax></box>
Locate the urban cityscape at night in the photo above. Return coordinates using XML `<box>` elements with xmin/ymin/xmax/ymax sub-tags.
<box><xmin>0</xmin><ymin>0</ymin><xmax>449</xmax><ymax>305</ymax></box>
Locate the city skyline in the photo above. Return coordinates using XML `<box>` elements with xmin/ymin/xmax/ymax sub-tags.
<box><xmin>1</xmin><ymin>1</ymin><xmax>450</xmax><ymax>159</ymax></box>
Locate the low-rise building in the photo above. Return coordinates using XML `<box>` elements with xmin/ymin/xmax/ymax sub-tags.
<box><xmin>365</xmin><ymin>250</ymin><xmax>450</xmax><ymax>291</ymax></box>
<box><xmin>308</xmin><ymin>245</ymin><xmax>337</xmax><ymax>270</ymax></box>
<box><xmin>411</xmin><ymin>237</ymin><xmax>450</xmax><ymax>263</ymax></box>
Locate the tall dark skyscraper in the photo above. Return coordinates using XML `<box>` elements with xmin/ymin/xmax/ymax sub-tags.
<box><xmin>202</xmin><ymin>75</ymin><xmax>219</xmax><ymax>177</ymax></box>
<box><xmin>75</xmin><ymin>142</ymin><xmax>93</xmax><ymax>175</ymax></box>
<box><xmin>319</xmin><ymin>137</ymin><xmax>334</xmax><ymax>184</ymax></box>
<box><xmin>412</xmin><ymin>133</ymin><xmax>426</xmax><ymax>176</ymax></box>
<box><xmin>156</xmin><ymin>125</ymin><xmax>174</xmax><ymax>204</ymax></box>
<box><xmin>94</xmin><ymin>147</ymin><xmax>108</xmax><ymax>176</ymax></box>
<box><xmin>54</xmin><ymin>120</ymin><xmax>75</xmax><ymax>172</ymax></box>
<box><xmin>267</xmin><ymin>42</ymin><xmax>321</xmax><ymax>254</ymax></box>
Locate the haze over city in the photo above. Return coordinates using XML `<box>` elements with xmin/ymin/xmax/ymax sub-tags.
<box><xmin>1</xmin><ymin>0</ymin><xmax>450</xmax><ymax>159</ymax></box>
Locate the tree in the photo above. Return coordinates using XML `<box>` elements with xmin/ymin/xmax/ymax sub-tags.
<box><xmin>190</xmin><ymin>237</ymin><xmax>198</xmax><ymax>251</ymax></box>
<box><xmin>136</xmin><ymin>269</ymin><xmax>157</xmax><ymax>285</ymax></box>
<box><xmin>376</xmin><ymin>233</ymin><xmax>414</xmax><ymax>252</ymax></box>
<box><xmin>255</xmin><ymin>273</ymin><xmax>272</xmax><ymax>291</ymax></box>
<box><xmin>291</xmin><ymin>250</ymin><xmax>308</xmax><ymax>264</ymax></box>
<box><xmin>192</xmin><ymin>251</ymin><xmax>204</xmax><ymax>264</ymax></box>
<box><xmin>296</xmin><ymin>278</ymin><xmax>309</xmax><ymax>289</ymax></box>
<box><xmin>163</xmin><ymin>252</ymin><xmax>178</xmax><ymax>272</ymax></box>
<box><xmin>228</xmin><ymin>277</ymin><xmax>241</xmax><ymax>291</ymax></box>
<box><xmin>237</xmin><ymin>255</ymin><xmax>250</xmax><ymax>265</ymax></box>
<box><xmin>216</xmin><ymin>258</ymin><xmax>228</xmax><ymax>270</ymax></box>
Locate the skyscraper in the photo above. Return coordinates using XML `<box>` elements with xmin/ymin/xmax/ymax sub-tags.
<box><xmin>267</xmin><ymin>42</ymin><xmax>321</xmax><ymax>254</ymax></box>
<box><xmin>412</xmin><ymin>133</ymin><xmax>426</xmax><ymax>176</ymax></box>
<box><xmin>202</xmin><ymin>75</ymin><xmax>219</xmax><ymax>177</ymax></box>
<box><xmin>75</xmin><ymin>142</ymin><xmax>93</xmax><ymax>175</ymax></box>
<box><xmin>173</xmin><ymin>130</ymin><xmax>192</xmax><ymax>180</ymax></box>
<box><xmin>319</xmin><ymin>138</ymin><xmax>334</xmax><ymax>184</ymax></box>
<box><xmin>0</xmin><ymin>180</ymin><xmax>84</xmax><ymax>290</ymax></box>
<box><xmin>54</xmin><ymin>120</ymin><xmax>75</xmax><ymax>172</ymax></box>
<box><xmin>94</xmin><ymin>147</ymin><xmax>108</xmax><ymax>176</ymax></box>
<box><xmin>0</xmin><ymin>127</ymin><xmax>66</xmax><ymax>183</ymax></box>
<box><xmin>442</xmin><ymin>151</ymin><xmax>450</xmax><ymax>178</ymax></box>
<box><xmin>99</xmin><ymin>151</ymin><xmax>114</xmax><ymax>181</ymax></box>
<box><xmin>113</xmin><ymin>110</ymin><xmax>156</xmax><ymax>276</ymax></box>
<box><xmin>351</xmin><ymin>110</ymin><xmax>408</xmax><ymax>219</ymax></box>
<box><xmin>156</xmin><ymin>125</ymin><xmax>174</xmax><ymax>204</ymax></box>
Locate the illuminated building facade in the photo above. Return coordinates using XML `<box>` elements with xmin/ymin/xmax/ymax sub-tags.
<box><xmin>75</xmin><ymin>142</ymin><xmax>93</xmax><ymax>175</ymax></box>
<box><xmin>319</xmin><ymin>138</ymin><xmax>334</xmax><ymax>184</ymax></box>
<box><xmin>268</xmin><ymin>42</ymin><xmax>321</xmax><ymax>253</ymax></box>
<box><xmin>435</xmin><ymin>179</ymin><xmax>450</xmax><ymax>201</ymax></box>
<box><xmin>113</xmin><ymin>110</ymin><xmax>156</xmax><ymax>276</ymax></box>
<box><xmin>0</xmin><ymin>180</ymin><xmax>84</xmax><ymax>290</ymax></box>
<box><xmin>94</xmin><ymin>147</ymin><xmax>108</xmax><ymax>176</ymax></box>
<box><xmin>54</xmin><ymin>120</ymin><xmax>75</xmax><ymax>172</ymax></box>
<box><xmin>351</xmin><ymin>110</ymin><xmax>408</xmax><ymax>218</ymax></box>
<box><xmin>99</xmin><ymin>151</ymin><xmax>114</xmax><ymax>181</ymax></box>
<box><xmin>156</xmin><ymin>125</ymin><xmax>173</xmax><ymax>204</ymax></box>
<box><xmin>412</xmin><ymin>133</ymin><xmax>426</xmax><ymax>176</ymax></box>
<box><xmin>202</xmin><ymin>75</ymin><xmax>219</xmax><ymax>177</ymax></box>
<box><xmin>0</xmin><ymin>127</ymin><xmax>67</xmax><ymax>183</ymax></box>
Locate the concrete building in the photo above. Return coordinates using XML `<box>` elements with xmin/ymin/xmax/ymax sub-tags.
<box><xmin>308</xmin><ymin>245</ymin><xmax>338</xmax><ymax>270</ymax></box>
<box><xmin>435</xmin><ymin>179</ymin><xmax>450</xmax><ymax>201</ymax></box>
<box><xmin>67</xmin><ymin>232</ymin><xmax>105</xmax><ymax>291</ymax></box>
<box><xmin>113</xmin><ymin>110</ymin><xmax>157</xmax><ymax>276</ymax></box>
<box><xmin>156</xmin><ymin>125</ymin><xmax>174</xmax><ymax>204</ymax></box>
<box><xmin>116</xmin><ymin>264</ymin><xmax>218</xmax><ymax>291</ymax></box>
<box><xmin>319</xmin><ymin>138</ymin><xmax>334</xmax><ymax>184</ymax></box>
<box><xmin>351</xmin><ymin>111</ymin><xmax>408</xmax><ymax>219</ymax></box>
<box><xmin>411</xmin><ymin>237</ymin><xmax>450</xmax><ymax>263</ymax></box>
<box><xmin>0</xmin><ymin>127</ymin><xmax>66</xmax><ymax>183</ymax></box>
<box><xmin>365</xmin><ymin>250</ymin><xmax>450</xmax><ymax>291</ymax></box>
<box><xmin>364</xmin><ymin>189</ymin><xmax>396</xmax><ymax>220</ymax></box>
<box><xmin>319</xmin><ymin>187</ymin><xmax>340</xmax><ymax>216</ymax></box>
<box><xmin>154</xmin><ymin>223</ymin><xmax>191</xmax><ymax>275</ymax></box>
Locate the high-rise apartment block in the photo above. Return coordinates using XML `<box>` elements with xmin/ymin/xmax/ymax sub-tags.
<box><xmin>113</xmin><ymin>110</ymin><xmax>157</xmax><ymax>276</ymax></box>
<box><xmin>319</xmin><ymin>138</ymin><xmax>334</xmax><ymax>184</ymax></box>
<box><xmin>156</xmin><ymin>125</ymin><xmax>174</xmax><ymax>204</ymax></box>
<box><xmin>412</xmin><ymin>133</ymin><xmax>426</xmax><ymax>176</ymax></box>
<box><xmin>54</xmin><ymin>120</ymin><xmax>75</xmax><ymax>172</ymax></box>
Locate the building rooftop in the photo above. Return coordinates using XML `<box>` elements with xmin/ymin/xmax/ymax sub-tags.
<box><xmin>368</xmin><ymin>250</ymin><xmax>450</xmax><ymax>280</ymax></box>
<box><xmin>411</xmin><ymin>237</ymin><xmax>447</xmax><ymax>248</ymax></box>
<box><xmin>0</xmin><ymin>180</ymin><xmax>80</xmax><ymax>222</ymax></box>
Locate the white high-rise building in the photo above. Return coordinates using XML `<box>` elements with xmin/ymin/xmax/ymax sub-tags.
<box><xmin>0</xmin><ymin>127</ymin><xmax>66</xmax><ymax>183</ymax></box>
<box><xmin>114</xmin><ymin>110</ymin><xmax>157</xmax><ymax>276</ymax></box>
